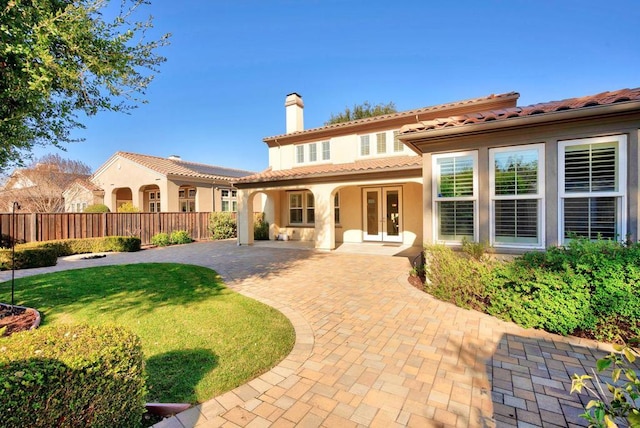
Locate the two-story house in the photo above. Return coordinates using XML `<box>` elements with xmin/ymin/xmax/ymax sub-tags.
<box><xmin>236</xmin><ymin>88</ymin><xmax>640</xmax><ymax>252</ymax></box>
<box><xmin>234</xmin><ymin>92</ymin><xmax>520</xmax><ymax>250</ymax></box>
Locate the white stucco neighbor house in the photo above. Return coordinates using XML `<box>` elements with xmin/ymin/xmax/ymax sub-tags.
<box><xmin>235</xmin><ymin>88</ymin><xmax>640</xmax><ymax>253</ymax></box>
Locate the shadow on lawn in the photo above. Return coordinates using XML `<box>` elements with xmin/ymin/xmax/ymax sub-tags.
<box><xmin>145</xmin><ymin>348</ymin><xmax>218</xmax><ymax>403</ymax></box>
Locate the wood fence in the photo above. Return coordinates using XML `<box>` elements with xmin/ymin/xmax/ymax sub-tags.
<box><xmin>0</xmin><ymin>212</ymin><xmax>219</xmax><ymax>245</ymax></box>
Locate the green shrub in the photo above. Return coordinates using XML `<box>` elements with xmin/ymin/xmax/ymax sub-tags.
<box><xmin>254</xmin><ymin>213</ymin><xmax>269</xmax><ymax>240</ymax></box>
<box><xmin>18</xmin><ymin>237</ymin><xmax>141</xmax><ymax>256</ymax></box>
<box><xmin>423</xmin><ymin>245</ymin><xmax>493</xmax><ymax>311</ymax></box>
<box><xmin>0</xmin><ymin>247</ymin><xmax>58</xmax><ymax>270</ymax></box>
<box><xmin>169</xmin><ymin>230</ymin><xmax>192</xmax><ymax>245</ymax></box>
<box><xmin>83</xmin><ymin>204</ymin><xmax>110</xmax><ymax>213</ymax></box>
<box><xmin>208</xmin><ymin>212</ymin><xmax>237</xmax><ymax>240</ymax></box>
<box><xmin>151</xmin><ymin>232</ymin><xmax>171</xmax><ymax>247</ymax></box>
<box><xmin>0</xmin><ymin>324</ymin><xmax>146</xmax><ymax>428</ymax></box>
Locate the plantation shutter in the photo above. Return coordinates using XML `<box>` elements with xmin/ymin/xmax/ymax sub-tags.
<box><xmin>376</xmin><ymin>132</ymin><xmax>386</xmax><ymax>154</ymax></box>
<box><xmin>491</xmin><ymin>147</ymin><xmax>542</xmax><ymax>246</ymax></box>
<box><xmin>434</xmin><ymin>153</ymin><xmax>476</xmax><ymax>242</ymax></box>
<box><xmin>564</xmin><ymin>143</ymin><xmax>617</xmax><ymax>193</ymax></box>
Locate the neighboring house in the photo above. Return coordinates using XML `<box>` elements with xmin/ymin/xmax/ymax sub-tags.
<box><xmin>234</xmin><ymin>92</ymin><xmax>520</xmax><ymax>250</ymax></box>
<box><xmin>0</xmin><ymin>164</ymin><xmax>89</xmax><ymax>212</ymax></box>
<box><xmin>91</xmin><ymin>151</ymin><xmax>259</xmax><ymax>213</ymax></box>
<box><xmin>63</xmin><ymin>178</ymin><xmax>105</xmax><ymax>212</ymax></box>
<box><xmin>235</xmin><ymin>88</ymin><xmax>640</xmax><ymax>253</ymax></box>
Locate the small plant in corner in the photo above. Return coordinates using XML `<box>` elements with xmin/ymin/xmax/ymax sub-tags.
<box><xmin>571</xmin><ymin>342</ymin><xmax>640</xmax><ymax>427</ymax></box>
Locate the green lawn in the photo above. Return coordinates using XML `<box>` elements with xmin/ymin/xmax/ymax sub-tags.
<box><xmin>1</xmin><ymin>263</ymin><xmax>295</xmax><ymax>403</ymax></box>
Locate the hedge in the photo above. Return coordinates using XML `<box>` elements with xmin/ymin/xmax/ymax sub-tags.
<box><xmin>0</xmin><ymin>237</ymin><xmax>141</xmax><ymax>271</ymax></box>
<box><xmin>0</xmin><ymin>324</ymin><xmax>146</xmax><ymax>428</ymax></box>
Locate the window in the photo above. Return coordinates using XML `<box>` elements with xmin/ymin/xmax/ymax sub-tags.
<box><xmin>289</xmin><ymin>191</ymin><xmax>314</xmax><ymax>224</ymax></box>
<box><xmin>147</xmin><ymin>190</ymin><xmax>161</xmax><ymax>212</ymax></box>
<box><xmin>376</xmin><ymin>132</ymin><xmax>386</xmax><ymax>154</ymax></box>
<box><xmin>309</xmin><ymin>143</ymin><xmax>317</xmax><ymax>162</ymax></box>
<box><xmin>296</xmin><ymin>145</ymin><xmax>304</xmax><ymax>163</ymax></box>
<box><xmin>432</xmin><ymin>151</ymin><xmax>477</xmax><ymax>242</ymax></box>
<box><xmin>360</xmin><ymin>135</ymin><xmax>370</xmax><ymax>156</ymax></box>
<box><xmin>179</xmin><ymin>187</ymin><xmax>196</xmax><ymax>212</ymax></box>
<box><xmin>559</xmin><ymin>135</ymin><xmax>626</xmax><ymax>242</ymax></box>
<box><xmin>490</xmin><ymin>145</ymin><xmax>544</xmax><ymax>247</ymax></box>
<box><xmin>221</xmin><ymin>188</ymin><xmax>237</xmax><ymax>212</ymax></box>
<box><xmin>334</xmin><ymin>192</ymin><xmax>340</xmax><ymax>223</ymax></box>
<box><xmin>393</xmin><ymin>131</ymin><xmax>404</xmax><ymax>153</ymax></box>
<box><xmin>322</xmin><ymin>141</ymin><xmax>330</xmax><ymax>160</ymax></box>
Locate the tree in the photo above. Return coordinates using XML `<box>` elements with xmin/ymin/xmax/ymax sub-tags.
<box><xmin>325</xmin><ymin>101</ymin><xmax>397</xmax><ymax>125</ymax></box>
<box><xmin>0</xmin><ymin>153</ymin><xmax>92</xmax><ymax>212</ymax></box>
<box><xmin>0</xmin><ymin>0</ymin><xmax>170</xmax><ymax>169</ymax></box>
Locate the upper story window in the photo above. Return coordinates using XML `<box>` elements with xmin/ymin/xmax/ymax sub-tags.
<box><xmin>322</xmin><ymin>141</ymin><xmax>330</xmax><ymax>160</ymax></box>
<box><xmin>393</xmin><ymin>131</ymin><xmax>404</xmax><ymax>153</ymax></box>
<box><xmin>490</xmin><ymin>144</ymin><xmax>545</xmax><ymax>248</ymax></box>
<box><xmin>376</xmin><ymin>133</ymin><xmax>386</xmax><ymax>154</ymax></box>
<box><xmin>559</xmin><ymin>135</ymin><xmax>626</xmax><ymax>242</ymax></box>
<box><xmin>221</xmin><ymin>188</ymin><xmax>238</xmax><ymax>212</ymax></box>
<box><xmin>294</xmin><ymin>141</ymin><xmax>331</xmax><ymax>165</ymax></box>
<box><xmin>360</xmin><ymin>130</ymin><xmax>403</xmax><ymax>157</ymax></box>
<box><xmin>432</xmin><ymin>151</ymin><xmax>478</xmax><ymax>243</ymax></box>
<box><xmin>296</xmin><ymin>145</ymin><xmax>304</xmax><ymax>164</ymax></box>
<box><xmin>360</xmin><ymin>135</ymin><xmax>370</xmax><ymax>156</ymax></box>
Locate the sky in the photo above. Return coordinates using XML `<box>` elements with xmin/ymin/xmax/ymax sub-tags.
<box><xmin>30</xmin><ymin>0</ymin><xmax>640</xmax><ymax>174</ymax></box>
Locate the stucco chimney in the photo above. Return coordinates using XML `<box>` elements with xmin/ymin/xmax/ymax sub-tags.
<box><xmin>285</xmin><ymin>93</ymin><xmax>304</xmax><ymax>134</ymax></box>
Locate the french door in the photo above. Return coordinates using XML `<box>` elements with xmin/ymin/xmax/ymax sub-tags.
<box><xmin>363</xmin><ymin>186</ymin><xmax>403</xmax><ymax>242</ymax></box>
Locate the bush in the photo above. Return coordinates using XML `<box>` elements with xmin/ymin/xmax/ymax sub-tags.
<box><xmin>208</xmin><ymin>212</ymin><xmax>236</xmax><ymax>240</ymax></box>
<box><xmin>423</xmin><ymin>238</ymin><xmax>640</xmax><ymax>342</ymax></box>
<box><xmin>0</xmin><ymin>247</ymin><xmax>58</xmax><ymax>270</ymax></box>
<box><xmin>0</xmin><ymin>324</ymin><xmax>146</xmax><ymax>428</ymax></box>
<box><xmin>151</xmin><ymin>232</ymin><xmax>171</xmax><ymax>247</ymax></box>
<box><xmin>423</xmin><ymin>245</ymin><xmax>493</xmax><ymax>311</ymax></box>
<box><xmin>117</xmin><ymin>202</ymin><xmax>140</xmax><ymax>213</ymax></box>
<box><xmin>83</xmin><ymin>204</ymin><xmax>110</xmax><ymax>213</ymax></box>
<box><xmin>254</xmin><ymin>213</ymin><xmax>269</xmax><ymax>240</ymax></box>
<box><xmin>169</xmin><ymin>230</ymin><xmax>192</xmax><ymax>245</ymax></box>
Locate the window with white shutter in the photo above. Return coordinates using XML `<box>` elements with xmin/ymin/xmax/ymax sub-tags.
<box><xmin>490</xmin><ymin>144</ymin><xmax>544</xmax><ymax>248</ymax></box>
<box><xmin>559</xmin><ymin>135</ymin><xmax>626</xmax><ymax>242</ymax></box>
<box><xmin>432</xmin><ymin>151</ymin><xmax>478</xmax><ymax>242</ymax></box>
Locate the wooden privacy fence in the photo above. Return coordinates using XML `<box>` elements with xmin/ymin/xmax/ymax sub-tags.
<box><xmin>0</xmin><ymin>212</ymin><xmax>217</xmax><ymax>245</ymax></box>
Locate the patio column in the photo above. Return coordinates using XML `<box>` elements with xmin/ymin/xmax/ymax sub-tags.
<box><xmin>237</xmin><ymin>189</ymin><xmax>253</xmax><ymax>246</ymax></box>
<box><xmin>312</xmin><ymin>184</ymin><xmax>338</xmax><ymax>251</ymax></box>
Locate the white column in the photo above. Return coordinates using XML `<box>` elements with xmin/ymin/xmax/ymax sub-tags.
<box><xmin>237</xmin><ymin>189</ymin><xmax>253</xmax><ymax>246</ymax></box>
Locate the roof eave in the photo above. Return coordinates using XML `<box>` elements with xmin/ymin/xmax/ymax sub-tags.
<box><xmin>400</xmin><ymin>100</ymin><xmax>640</xmax><ymax>150</ymax></box>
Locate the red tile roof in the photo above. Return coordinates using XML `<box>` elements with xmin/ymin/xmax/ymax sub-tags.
<box><xmin>265</xmin><ymin>92</ymin><xmax>519</xmax><ymax>142</ymax></box>
<box><xmin>234</xmin><ymin>156</ymin><xmax>422</xmax><ymax>185</ymax></box>
<box><xmin>400</xmin><ymin>88</ymin><xmax>640</xmax><ymax>134</ymax></box>
<box><xmin>115</xmin><ymin>152</ymin><xmax>255</xmax><ymax>180</ymax></box>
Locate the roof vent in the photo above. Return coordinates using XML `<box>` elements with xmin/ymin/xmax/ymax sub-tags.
<box><xmin>168</xmin><ymin>155</ymin><xmax>181</xmax><ymax>161</ymax></box>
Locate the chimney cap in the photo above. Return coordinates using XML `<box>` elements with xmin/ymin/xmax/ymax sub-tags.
<box><xmin>285</xmin><ymin>93</ymin><xmax>303</xmax><ymax>108</ymax></box>
<box><xmin>168</xmin><ymin>154</ymin><xmax>181</xmax><ymax>160</ymax></box>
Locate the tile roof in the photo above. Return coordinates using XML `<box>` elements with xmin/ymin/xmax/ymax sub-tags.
<box><xmin>400</xmin><ymin>88</ymin><xmax>640</xmax><ymax>134</ymax></box>
<box><xmin>265</xmin><ymin>92</ymin><xmax>519</xmax><ymax>141</ymax></box>
<box><xmin>115</xmin><ymin>152</ymin><xmax>256</xmax><ymax>180</ymax></box>
<box><xmin>71</xmin><ymin>178</ymin><xmax>102</xmax><ymax>192</ymax></box>
<box><xmin>234</xmin><ymin>156</ymin><xmax>422</xmax><ymax>185</ymax></box>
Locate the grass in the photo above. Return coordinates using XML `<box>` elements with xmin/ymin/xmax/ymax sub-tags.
<box><xmin>1</xmin><ymin>263</ymin><xmax>295</xmax><ymax>404</ymax></box>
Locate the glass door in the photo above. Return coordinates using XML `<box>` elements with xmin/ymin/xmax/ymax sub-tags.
<box><xmin>362</xmin><ymin>187</ymin><xmax>403</xmax><ymax>242</ymax></box>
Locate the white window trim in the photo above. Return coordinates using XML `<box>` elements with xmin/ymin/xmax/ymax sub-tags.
<box><xmin>359</xmin><ymin>130</ymin><xmax>403</xmax><ymax>158</ymax></box>
<box><xmin>288</xmin><ymin>191</ymin><xmax>315</xmax><ymax>225</ymax></box>
<box><xmin>432</xmin><ymin>151</ymin><xmax>479</xmax><ymax>244</ymax></box>
<box><xmin>489</xmin><ymin>144</ymin><xmax>546</xmax><ymax>249</ymax></box>
<box><xmin>558</xmin><ymin>135</ymin><xmax>627</xmax><ymax>243</ymax></box>
<box><xmin>221</xmin><ymin>187</ymin><xmax>238</xmax><ymax>212</ymax></box>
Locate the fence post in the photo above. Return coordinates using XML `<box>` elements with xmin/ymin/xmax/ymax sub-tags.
<box><xmin>30</xmin><ymin>213</ymin><xmax>37</xmax><ymax>242</ymax></box>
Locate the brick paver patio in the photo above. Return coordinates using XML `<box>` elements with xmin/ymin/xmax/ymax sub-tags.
<box><xmin>1</xmin><ymin>240</ymin><xmax>615</xmax><ymax>427</ymax></box>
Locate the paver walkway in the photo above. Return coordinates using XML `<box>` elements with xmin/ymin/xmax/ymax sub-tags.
<box><xmin>1</xmin><ymin>241</ymin><xmax>615</xmax><ymax>427</ymax></box>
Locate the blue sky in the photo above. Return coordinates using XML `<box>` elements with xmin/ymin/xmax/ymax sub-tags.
<box><xmin>31</xmin><ymin>0</ymin><xmax>640</xmax><ymax>174</ymax></box>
